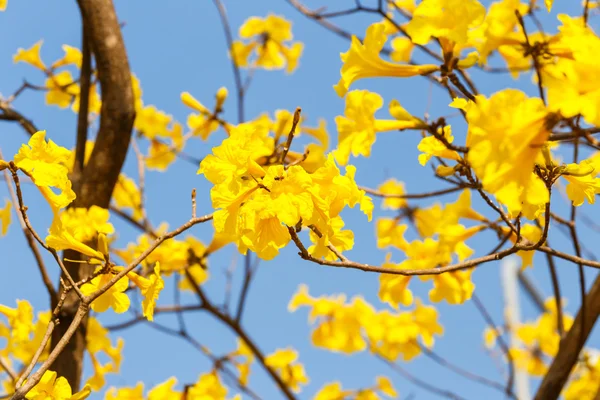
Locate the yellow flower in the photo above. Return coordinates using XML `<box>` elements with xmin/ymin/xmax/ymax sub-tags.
<box><xmin>80</xmin><ymin>269</ymin><xmax>130</xmax><ymax>314</ymax></box>
<box><xmin>0</xmin><ymin>299</ymin><xmax>34</xmax><ymax>344</ymax></box>
<box><xmin>509</xmin><ymin>347</ymin><xmax>547</xmax><ymax>376</ymax></box>
<box><xmin>417</xmin><ymin>125</ymin><xmax>461</xmax><ymax>166</ymax></box>
<box><xmin>14</xmin><ymin>130</ymin><xmax>76</xmax><ymax>211</ymax></box>
<box><xmin>59</xmin><ymin>206</ymin><xmax>114</xmax><ymax>243</ymax></box>
<box><xmin>51</xmin><ymin>45</ymin><xmax>83</xmax><ymax>69</ymax></box>
<box><xmin>313</xmin><ymin>382</ymin><xmax>344</xmax><ymax>400</ymax></box>
<box><xmin>543</xmin><ymin>15</ymin><xmax>600</xmax><ymax>126</ymax></box>
<box><xmin>127</xmin><ymin>263</ymin><xmax>165</xmax><ymax>321</ymax></box>
<box><xmin>134</xmin><ymin>105</ymin><xmax>172</xmax><ymax>139</ymax></box>
<box><xmin>231</xmin><ymin>14</ymin><xmax>303</xmax><ymax>73</ymax></box>
<box><xmin>376</xmin><ymin>218</ymin><xmax>409</xmax><ymax>250</ymax></box>
<box><xmin>179</xmin><ymin>238</ymin><xmax>210</xmax><ymax>291</ymax></box>
<box><xmin>187</xmin><ymin>372</ymin><xmax>235</xmax><ymax>400</ymax></box>
<box><xmin>506</xmin><ymin>224</ymin><xmax>542</xmax><ymax>269</ymax></box>
<box><xmin>0</xmin><ymin>199</ymin><xmax>11</xmax><ymax>236</ymax></box>
<box><xmin>46</xmin><ymin>71</ymin><xmax>80</xmax><ymax>109</ymax></box>
<box><xmin>13</xmin><ymin>40</ymin><xmax>46</xmax><ymax>70</ymax></box>
<box><xmin>406</xmin><ymin>0</ymin><xmax>486</xmax><ymax>46</ymax></box>
<box><xmin>264</xmin><ymin>348</ymin><xmax>309</xmax><ymax>393</ymax></box>
<box><xmin>148</xmin><ymin>377</ymin><xmax>181</xmax><ymax>400</ymax></box>
<box><xmin>0</xmin><ymin>0</ymin><xmax>6</xmax><ymax>11</ymax></box>
<box><xmin>104</xmin><ymin>383</ymin><xmax>143</xmax><ymax>400</ymax></box>
<box><xmin>112</xmin><ymin>173</ymin><xmax>143</xmax><ymax>221</ymax></box>
<box><xmin>563</xmin><ymin>352</ymin><xmax>600</xmax><ymax>400</ymax></box>
<box><xmin>378</xmin><ymin>179</ymin><xmax>407</xmax><ymax>210</ymax></box>
<box><xmin>334</xmin><ymin>90</ymin><xmax>425</xmax><ymax>165</ymax></box>
<box><xmin>288</xmin><ymin>285</ymin><xmax>374</xmax><ymax>353</ymax></box>
<box><xmin>84</xmin><ymin>317</ymin><xmax>123</xmax><ymax>390</ymax></box>
<box><xmin>199</xmin><ymin>122</ymin><xmax>273</xmax><ymax>183</ymax></box>
<box><xmin>308</xmin><ymin>216</ymin><xmax>354</xmax><ymax>261</ymax></box>
<box><xmin>334</xmin><ymin>23</ymin><xmax>438</xmax><ymax>97</ymax></box>
<box><xmin>428</xmin><ymin>270</ymin><xmax>475</xmax><ymax>304</ymax></box>
<box><xmin>390</xmin><ymin>37</ymin><xmax>414</xmax><ymax>62</ymax></box>
<box><xmin>467</xmin><ymin>0</ymin><xmax>528</xmax><ymax>64</ymax></box>
<box><xmin>457</xmin><ymin>91</ymin><xmax>553</xmax><ymax>216</ymax></box>
<box><xmin>145</xmin><ymin>123</ymin><xmax>184</xmax><ymax>171</ymax></box>
<box><xmin>181</xmin><ymin>91</ymin><xmax>222</xmax><ymax>140</ymax></box>
<box><xmin>379</xmin><ymin>255</ymin><xmax>414</xmax><ymax>308</ymax></box>
<box><xmin>376</xmin><ymin>376</ymin><xmax>398</xmax><ymax>398</ymax></box>
<box><xmin>301</xmin><ymin>118</ymin><xmax>329</xmax><ymax>149</ymax></box>
<box><xmin>26</xmin><ymin>370</ymin><xmax>91</xmax><ymax>400</ymax></box>
<box><xmin>46</xmin><ymin>216</ymin><xmax>105</xmax><ymax>260</ymax></box>
<box><xmin>563</xmin><ymin>160</ymin><xmax>600</xmax><ymax>206</ymax></box>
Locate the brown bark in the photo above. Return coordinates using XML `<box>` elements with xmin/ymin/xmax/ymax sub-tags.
<box><xmin>50</xmin><ymin>0</ymin><xmax>135</xmax><ymax>390</ymax></box>
<box><xmin>534</xmin><ymin>273</ymin><xmax>600</xmax><ymax>400</ymax></box>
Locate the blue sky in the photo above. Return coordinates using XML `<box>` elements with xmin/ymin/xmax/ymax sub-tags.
<box><xmin>0</xmin><ymin>0</ymin><xmax>598</xmax><ymax>399</ymax></box>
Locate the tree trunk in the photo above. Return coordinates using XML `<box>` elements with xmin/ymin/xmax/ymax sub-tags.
<box><xmin>50</xmin><ymin>0</ymin><xmax>135</xmax><ymax>390</ymax></box>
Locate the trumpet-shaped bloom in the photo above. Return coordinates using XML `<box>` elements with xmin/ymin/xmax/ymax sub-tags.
<box><xmin>187</xmin><ymin>372</ymin><xmax>238</xmax><ymax>400</ymax></box>
<box><xmin>405</xmin><ymin>0</ymin><xmax>486</xmax><ymax>46</ymax></box>
<box><xmin>51</xmin><ymin>44</ymin><xmax>82</xmax><ymax>69</ymax></box>
<box><xmin>455</xmin><ymin>91</ymin><xmax>553</xmax><ymax>216</ymax></box>
<box><xmin>379</xmin><ymin>256</ymin><xmax>414</xmax><ymax>308</ymax></box>
<box><xmin>13</xmin><ymin>40</ymin><xmax>46</xmax><ymax>70</ymax></box>
<box><xmin>417</xmin><ymin>125</ymin><xmax>461</xmax><ymax>165</ymax></box>
<box><xmin>231</xmin><ymin>14</ymin><xmax>304</xmax><ymax>73</ymax></box>
<box><xmin>334</xmin><ymin>90</ymin><xmax>425</xmax><ymax>165</ymax></box>
<box><xmin>46</xmin><ymin>216</ymin><xmax>105</xmax><ymax>260</ymax></box>
<box><xmin>112</xmin><ymin>174</ymin><xmax>143</xmax><ymax>221</ymax></box>
<box><xmin>428</xmin><ymin>270</ymin><xmax>475</xmax><ymax>304</ymax></box>
<box><xmin>181</xmin><ymin>91</ymin><xmax>223</xmax><ymax>140</ymax></box>
<box><xmin>80</xmin><ymin>269</ymin><xmax>130</xmax><ymax>314</ymax></box>
<box><xmin>308</xmin><ymin>216</ymin><xmax>354</xmax><ymax>261</ymax></box>
<box><xmin>563</xmin><ymin>160</ymin><xmax>600</xmax><ymax>206</ymax></box>
<box><xmin>134</xmin><ymin>105</ymin><xmax>172</xmax><ymax>139</ymax></box>
<box><xmin>265</xmin><ymin>348</ymin><xmax>309</xmax><ymax>393</ymax></box>
<box><xmin>26</xmin><ymin>370</ymin><xmax>91</xmax><ymax>400</ymax></box>
<box><xmin>14</xmin><ymin>130</ymin><xmax>76</xmax><ymax>211</ymax></box>
<box><xmin>378</xmin><ymin>178</ymin><xmax>407</xmax><ymax>210</ymax></box>
<box><xmin>59</xmin><ymin>206</ymin><xmax>114</xmax><ymax>243</ymax></box>
<box><xmin>544</xmin><ymin>15</ymin><xmax>600</xmax><ymax>126</ymax></box>
<box><xmin>127</xmin><ymin>263</ymin><xmax>165</xmax><ymax>321</ymax></box>
<box><xmin>334</xmin><ymin>23</ymin><xmax>438</xmax><ymax>97</ymax></box>
<box><xmin>104</xmin><ymin>383</ymin><xmax>144</xmax><ymax>400</ymax></box>
<box><xmin>45</xmin><ymin>71</ymin><xmax>80</xmax><ymax>109</ymax></box>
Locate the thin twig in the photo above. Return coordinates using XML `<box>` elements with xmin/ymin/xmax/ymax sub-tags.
<box><xmin>420</xmin><ymin>345</ymin><xmax>515</xmax><ymax>398</ymax></box>
<box><xmin>360</xmin><ymin>185</ymin><xmax>469</xmax><ymax>199</ymax></box>
<box><xmin>378</xmin><ymin>355</ymin><xmax>468</xmax><ymax>400</ymax></box>
<box><xmin>472</xmin><ymin>294</ymin><xmax>515</xmax><ymax>397</ymax></box>
<box><xmin>9</xmin><ymin>166</ymin><xmax>83</xmax><ymax>299</ymax></box>
<box><xmin>1</xmin><ymin>153</ymin><xmax>57</xmax><ymax>305</ymax></box>
<box><xmin>212</xmin><ymin>0</ymin><xmax>245</xmax><ymax>123</ymax></box>
<box><xmin>15</xmin><ymin>320</ymin><xmax>56</xmax><ymax>388</ymax></box>
<box><xmin>282</xmin><ymin>107</ymin><xmax>302</xmax><ymax>166</ymax></box>
<box><xmin>0</xmin><ymin>357</ymin><xmax>16</xmax><ymax>382</ymax></box>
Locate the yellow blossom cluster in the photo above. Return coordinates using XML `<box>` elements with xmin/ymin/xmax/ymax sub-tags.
<box><xmin>289</xmin><ymin>285</ymin><xmax>443</xmax><ymax>362</ymax></box>
<box><xmin>231</xmin><ymin>14</ymin><xmax>303</xmax><ymax>73</ymax></box>
<box><xmin>198</xmin><ymin>120</ymin><xmax>373</xmax><ymax>260</ymax></box>
<box><xmin>104</xmin><ymin>373</ymin><xmax>239</xmax><ymax>400</ymax></box>
<box><xmin>265</xmin><ymin>348</ymin><xmax>309</xmax><ymax>393</ymax></box>
<box><xmin>498</xmin><ymin>299</ymin><xmax>574</xmax><ymax>376</ymax></box>
<box><xmin>314</xmin><ymin>376</ymin><xmax>398</xmax><ymax>400</ymax></box>
<box><xmin>376</xmin><ymin>190</ymin><xmax>485</xmax><ymax>306</ymax></box>
<box><xmin>13</xmin><ymin>41</ymin><xmax>100</xmax><ymax>113</ymax></box>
